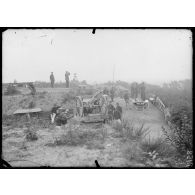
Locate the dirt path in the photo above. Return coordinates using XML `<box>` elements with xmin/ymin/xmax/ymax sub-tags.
<box><xmin>116</xmin><ymin>97</ymin><xmax>169</xmax><ymax>139</ymax></box>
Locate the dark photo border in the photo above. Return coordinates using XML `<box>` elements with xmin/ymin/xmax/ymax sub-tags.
<box><xmin>0</xmin><ymin>27</ymin><xmax>194</xmax><ymax>169</ymax></box>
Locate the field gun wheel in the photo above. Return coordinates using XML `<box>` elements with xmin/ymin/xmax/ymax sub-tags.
<box><xmin>75</xmin><ymin>96</ymin><xmax>83</xmax><ymax>117</ymax></box>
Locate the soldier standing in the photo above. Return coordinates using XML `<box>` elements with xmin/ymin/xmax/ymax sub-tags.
<box><xmin>107</xmin><ymin>101</ymin><xmax>115</xmax><ymax>122</ymax></box>
<box><xmin>124</xmin><ymin>91</ymin><xmax>130</xmax><ymax>108</ymax></box>
<box><xmin>50</xmin><ymin>72</ymin><xmax>55</xmax><ymax>88</ymax></box>
<box><xmin>134</xmin><ymin>82</ymin><xmax>138</xmax><ymax>100</ymax></box>
<box><xmin>131</xmin><ymin>82</ymin><xmax>138</xmax><ymax>100</ymax></box>
<box><xmin>131</xmin><ymin>83</ymin><xmax>135</xmax><ymax>99</ymax></box>
<box><xmin>114</xmin><ymin>103</ymin><xmax>122</xmax><ymax>121</ymax></box>
<box><xmin>65</xmin><ymin>71</ymin><xmax>70</xmax><ymax>88</ymax></box>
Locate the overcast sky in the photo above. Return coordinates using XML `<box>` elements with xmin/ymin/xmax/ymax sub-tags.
<box><xmin>2</xmin><ymin>29</ymin><xmax>192</xmax><ymax>85</ymax></box>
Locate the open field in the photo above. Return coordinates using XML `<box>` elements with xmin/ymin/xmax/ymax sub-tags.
<box><xmin>2</xmin><ymin>87</ymin><xmax>180</xmax><ymax>167</ymax></box>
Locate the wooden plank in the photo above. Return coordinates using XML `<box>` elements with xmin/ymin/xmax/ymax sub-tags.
<box><xmin>13</xmin><ymin>108</ymin><xmax>42</xmax><ymax>114</ymax></box>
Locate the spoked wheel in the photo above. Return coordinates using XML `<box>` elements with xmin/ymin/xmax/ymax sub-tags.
<box><xmin>75</xmin><ymin>96</ymin><xmax>84</xmax><ymax>117</ymax></box>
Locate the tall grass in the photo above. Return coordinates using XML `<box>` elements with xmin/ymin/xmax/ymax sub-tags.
<box><xmin>4</xmin><ymin>85</ymin><xmax>21</xmax><ymax>96</ymax></box>
<box><xmin>47</xmin><ymin>124</ymin><xmax>106</xmax><ymax>148</ymax></box>
<box><xmin>25</xmin><ymin>123</ymin><xmax>38</xmax><ymax>141</ymax></box>
<box><xmin>112</xmin><ymin>119</ymin><xmax>150</xmax><ymax>141</ymax></box>
<box><xmin>111</xmin><ymin>119</ymin><xmax>178</xmax><ymax>167</ymax></box>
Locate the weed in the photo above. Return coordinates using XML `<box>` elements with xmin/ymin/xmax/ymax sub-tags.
<box><xmin>112</xmin><ymin>119</ymin><xmax>149</xmax><ymax>141</ymax></box>
<box><xmin>47</xmin><ymin>124</ymin><xmax>105</xmax><ymax>148</ymax></box>
<box><xmin>4</xmin><ymin>85</ymin><xmax>21</xmax><ymax>96</ymax></box>
<box><xmin>62</xmin><ymin>92</ymin><xmax>76</xmax><ymax>104</ymax></box>
<box><xmin>123</xmin><ymin>141</ymin><xmax>143</xmax><ymax>161</ymax></box>
<box><xmin>28</xmin><ymin>101</ymin><xmax>36</xmax><ymax>108</ymax></box>
<box><xmin>100</xmin><ymin>126</ymin><xmax>108</xmax><ymax>141</ymax></box>
<box><xmin>25</xmin><ymin>123</ymin><xmax>38</xmax><ymax>141</ymax></box>
<box><xmin>162</xmin><ymin>112</ymin><xmax>193</xmax><ymax>167</ymax></box>
<box><xmin>141</xmin><ymin>137</ymin><xmax>173</xmax><ymax>157</ymax></box>
<box><xmin>140</xmin><ymin>137</ymin><xmax>177</xmax><ymax>167</ymax></box>
<box><xmin>20</xmin><ymin>141</ymin><xmax>28</xmax><ymax>150</ymax></box>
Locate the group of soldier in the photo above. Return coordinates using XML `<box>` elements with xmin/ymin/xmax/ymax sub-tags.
<box><xmin>123</xmin><ymin>82</ymin><xmax>146</xmax><ymax>106</ymax></box>
<box><xmin>107</xmin><ymin>102</ymin><xmax>123</xmax><ymax>123</ymax></box>
<box><xmin>105</xmin><ymin>82</ymin><xmax>146</xmax><ymax>123</ymax></box>
<box><xmin>50</xmin><ymin>71</ymin><xmax>70</xmax><ymax>88</ymax></box>
<box><xmin>130</xmin><ymin>82</ymin><xmax>146</xmax><ymax>101</ymax></box>
<box><xmin>50</xmin><ymin>78</ymin><xmax>145</xmax><ymax>124</ymax></box>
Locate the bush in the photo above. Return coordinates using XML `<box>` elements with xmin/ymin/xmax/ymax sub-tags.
<box><xmin>47</xmin><ymin>124</ymin><xmax>106</xmax><ymax>147</ymax></box>
<box><xmin>141</xmin><ymin>137</ymin><xmax>175</xmax><ymax>158</ymax></box>
<box><xmin>62</xmin><ymin>92</ymin><xmax>76</xmax><ymax>104</ymax></box>
<box><xmin>162</xmin><ymin>113</ymin><xmax>192</xmax><ymax>155</ymax></box>
<box><xmin>162</xmin><ymin>112</ymin><xmax>193</xmax><ymax>167</ymax></box>
<box><xmin>4</xmin><ymin>85</ymin><xmax>21</xmax><ymax>96</ymax></box>
<box><xmin>123</xmin><ymin>141</ymin><xmax>143</xmax><ymax>161</ymax></box>
<box><xmin>28</xmin><ymin>101</ymin><xmax>36</xmax><ymax>108</ymax></box>
<box><xmin>25</xmin><ymin>124</ymin><xmax>38</xmax><ymax>141</ymax></box>
<box><xmin>146</xmin><ymin>79</ymin><xmax>192</xmax><ymax>167</ymax></box>
<box><xmin>112</xmin><ymin>119</ymin><xmax>149</xmax><ymax>141</ymax></box>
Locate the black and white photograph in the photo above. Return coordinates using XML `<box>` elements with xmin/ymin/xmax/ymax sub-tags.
<box><xmin>1</xmin><ymin>28</ymin><xmax>193</xmax><ymax>168</ymax></box>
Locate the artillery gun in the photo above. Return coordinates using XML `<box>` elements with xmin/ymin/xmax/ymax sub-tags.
<box><xmin>75</xmin><ymin>90</ymin><xmax>110</xmax><ymax>123</ymax></box>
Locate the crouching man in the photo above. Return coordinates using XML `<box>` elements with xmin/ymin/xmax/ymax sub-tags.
<box><xmin>51</xmin><ymin>104</ymin><xmax>60</xmax><ymax>124</ymax></box>
<box><xmin>51</xmin><ymin>104</ymin><xmax>70</xmax><ymax>126</ymax></box>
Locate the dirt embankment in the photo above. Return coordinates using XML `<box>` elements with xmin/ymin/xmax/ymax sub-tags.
<box><xmin>2</xmin><ymin>89</ymin><xmax>174</xmax><ymax>167</ymax></box>
<box><xmin>2</xmin><ymin>88</ymin><xmax>74</xmax><ymax>115</ymax></box>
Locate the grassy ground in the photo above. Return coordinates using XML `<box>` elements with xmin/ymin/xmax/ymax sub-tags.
<box><xmin>2</xmin><ymin>87</ymin><xmax>74</xmax><ymax>115</ymax></box>
<box><xmin>2</xmin><ymin>88</ymin><xmax>176</xmax><ymax>167</ymax></box>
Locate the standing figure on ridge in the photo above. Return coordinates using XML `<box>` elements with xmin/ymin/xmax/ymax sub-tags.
<box><xmin>65</xmin><ymin>71</ymin><xmax>70</xmax><ymax>88</ymax></box>
<box><xmin>50</xmin><ymin>72</ymin><xmax>55</xmax><ymax>88</ymax></box>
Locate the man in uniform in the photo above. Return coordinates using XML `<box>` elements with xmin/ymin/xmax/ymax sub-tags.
<box><xmin>65</xmin><ymin>71</ymin><xmax>70</xmax><ymax>88</ymax></box>
<box><xmin>50</xmin><ymin>103</ymin><xmax>60</xmax><ymax>123</ymax></box>
<box><xmin>134</xmin><ymin>82</ymin><xmax>138</xmax><ymax>100</ymax></box>
<box><xmin>114</xmin><ymin>103</ymin><xmax>122</xmax><ymax>121</ymax></box>
<box><xmin>50</xmin><ymin>104</ymin><xmax>70</xmax><ymax>125</ymax></box>
<box><xmin>107</xmin><ymin>101</ymin><xmax>115</xmax><ymax>123</ymax></box>
<box><xmin>124</xmin><ymin>91</ymin><xmax>130</xmax><ymax>108</ymax></box>
<box><xmin>50</xmin><ymin>72</ymin><xmax>55</xmax><ymax>88</ymax></box>
<box><xmin>131</xmin><ymin>82</ymin><xmax>138</xmax><ymax>100</ymax></box>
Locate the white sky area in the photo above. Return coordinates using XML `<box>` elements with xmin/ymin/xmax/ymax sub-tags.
<box><xmin>2</xmin><ymin>29</ymin><xmax>192</xmax><ymax>85</ymax></box>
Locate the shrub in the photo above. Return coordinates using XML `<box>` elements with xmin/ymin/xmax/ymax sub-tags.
<box><xmin>123</xmin><ymin>141</ymin><xmax>143</xmax><ymax>161</ymax></box>
<box><xmin>25</xmin><ymin>124</ymin><xmax>38</xmax><ymax>141</ymax></box>
<box><xmin>162</xmin><ymin>112</ymin><xmax>193</xmax><ymax>167</ymax></box>
<box><xmin>82</xmin><ymin>88</ymin><xmax>94</xmax><ymax>95</ymax></box>
<box><xmin>141</xmin><ymin>137</ymin><xmax>174</xmax><ymax>157</ymax></box>
<box><xmin>112</xmin><ymin>119</ymin><xmax>149</xmax><ymax>141</ymax></box>
<box><xmin>100</xmin><ymin>126</ymin><xmax>108</xmax><ymax>141</ymax></box>
<box><xmin>162</xmin><ymin>113</ymin><xmax>192</xmax><ymax>155</ymax></box>
<box><xmin>38</xmin><ymin>91</ymin><xmax>47</xmax><ymax>98</ymax></box>
<box><xmin>62</xmin><ymin>92</ymin><xmax>76</xmax><ymax>104</ymax></box>
<box><xmin>28</xmin><ymin>101</ymin><xmax>36</xmax><ymax>108</ymax></box>
<box><xmin>48</xmin><ymin>124</ymin><xmax>105</xmax><ymax>147</ymax></box>
<box><xmin>4</xmin><ymin>85</ymin><xmax>21</xmax><ymax>96</ymax></box>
